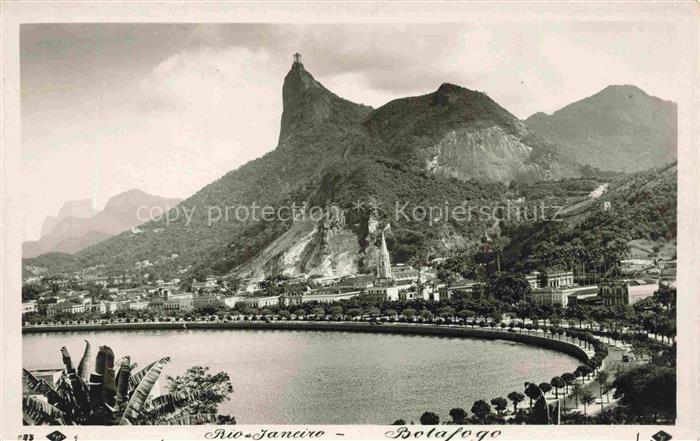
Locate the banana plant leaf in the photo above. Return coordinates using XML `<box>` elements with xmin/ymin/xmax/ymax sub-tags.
<box><xmin>60</xmin><ymin>347</ymin><xmax>75</xmax><ymax>373</ymax></box>
<box><xmin>95</xmin><ymin>346</ymin><xmax>117</xmax><ymax>407</ymax></box>
<box><xmin>115</xmin><ymin>356</ymin><xmax>131</xmax><ymax>411</ymax></box>
<box><xmin>77</xmin><ymin>340</ymin><xmax>91</xmax><ymax>381</ymax></box>
<box><xmin>119</xmin><ymin>357</ymin><xmax>170</xmax><ymax>425</ymax></box>
<box><xmin>23</xmin><ymin>395</ymin><xmax>67</xmax><ymax>425</ymax></box>
<box><xmin>163</xmin><ymin>413</ymin><xmax>217</xmax><ymax>425</ymax></box>
<box><xmin>22</xmin><ymin>369</ymin><xmax>63</xmax><ymax>406</ymax></box>
<box><xmin>139</xmin><ymin>392</ymin><xmax>200</xmax><ymax>423</ymax></box>
<box><xmin>128</xmin><ymin>361</ymin><xmax>156</xmax><ymax>392</ymax></box>
<box><xmin>67</xmin><ymin>371</ymin><xmax>90</xmax><ymax>415</ymax></box>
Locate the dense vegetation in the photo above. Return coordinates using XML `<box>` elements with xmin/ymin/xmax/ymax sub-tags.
<box><xmin>22</xmin><ymin>342</ymin><xmax>234</xmax><ymax>425</ymax></box>
<box><xmin>502</xmin><ymin>164</ymin><xmax>677</xmax><ymax>275</ymax></box>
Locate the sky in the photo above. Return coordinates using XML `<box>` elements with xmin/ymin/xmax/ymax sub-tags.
<box><xmin>21</xmin><ymin>22</ymin><xmax>684</xmax><ymax>241</ymax></box>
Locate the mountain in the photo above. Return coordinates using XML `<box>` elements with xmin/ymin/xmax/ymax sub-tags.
<box><xmin>22</xmin><ymin>189</ymin><xmax>181</xmax><ymax>258</ymax></box>
<box><xmin>363</xmin><ymin>82</ymin><xmax>580</xmax><ymax>183</ymax></box>
<box><xmin>39</xmin><ymin>198</ymin><xmax>96</xmax><ymax>237</ymax></box>
<box><xmin>525</xmin><ymin>85</ymin><xmax>677</xmax><ymax>173</ymax></box>
<box><xmin>24</xmin><ymin>62</ymin><xmax>675</xmax><ymax>283</ymax></box>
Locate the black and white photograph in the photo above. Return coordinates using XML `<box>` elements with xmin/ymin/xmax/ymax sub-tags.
<box><xmin>1</xmin><ymin>2</ymin><xmax>698</xmax><ymax>440</ymax></box>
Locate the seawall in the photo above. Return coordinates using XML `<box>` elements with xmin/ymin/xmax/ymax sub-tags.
<box><xmin>22</xmin><ymin>321</ymin><xmax>590</xmax><ymax>362</ymax></box>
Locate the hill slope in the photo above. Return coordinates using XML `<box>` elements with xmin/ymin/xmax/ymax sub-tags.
<box><xmin>502</xmin><ymin>162</ymin><xmax>677</xmax><ymax>275</ymax></box>
<box><xmin>525</xmin><ymin>85</ymin><xmax>677</xmax><ymax>173</ymax></box>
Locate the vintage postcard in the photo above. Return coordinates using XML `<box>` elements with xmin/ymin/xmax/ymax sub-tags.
<box><xmin>1</xmin><ymin>2</ymin><xmax>698</xmax><ymax>441</ymax></box>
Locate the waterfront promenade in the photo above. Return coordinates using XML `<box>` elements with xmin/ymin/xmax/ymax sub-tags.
<box><xmin>22</xmin><ymin>319</ymin><xmax>594</xmax><ymax>361</ymax></box>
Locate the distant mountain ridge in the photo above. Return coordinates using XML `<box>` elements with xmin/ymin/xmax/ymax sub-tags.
<box><xmin>40</xmin><ymin>199</ymin><xmax>96</xmax><ymax>237</ymax></box>
<box><xmin>23</xmin><ymin>189</ymin><xmax>181</xmax><ymax>258</ymax></box>
<box><xmin>23</xmin><ymin>61</ymin><xmax>677</xmax><ymax>282</ymax></box>
<box><xmin>525</xmin><ymin>85</ymin><xmax>677</xmax><ymax>172</ymax></box>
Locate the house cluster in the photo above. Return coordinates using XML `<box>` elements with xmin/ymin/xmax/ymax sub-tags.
<box><xmin>23</xmin><ymin>230</ymin><xmax>676</xmax><ymax>320</ymax></box>
<box><xmin>38</xmin><ymin>290</ymin><xmax>122</xmax><ymax>317</ymax></box>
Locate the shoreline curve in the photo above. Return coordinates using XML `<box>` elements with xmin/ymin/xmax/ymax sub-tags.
<box><xmin>22</xmin><ymin>321</ymin><xmax>591</xmax><ymax>362</ymax></box>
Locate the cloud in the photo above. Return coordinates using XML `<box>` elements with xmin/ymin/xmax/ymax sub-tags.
<box><xmin>109</xmin><ymin>46</ymin><xmax>284</xmax><ymax>198</ymax></box>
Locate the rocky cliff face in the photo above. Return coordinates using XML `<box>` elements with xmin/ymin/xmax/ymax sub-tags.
<box><xmin>279</xmin><ymin>61</ymin><xmax>372</xmax><ymax>146</ymax></box>
<box><xmin>426</xmin><ymin>126</ymin><xmax>544</xmax><ymax>183</ymax></box>
<box><xmin>525</xmin><ymin>85</ymin><xmax>677</xmax><ymax>172</ymax></box>
<box><xmin>234</xmin><ymin>206</ymin><xmax>362</xmax><ymax>286</ymax></box>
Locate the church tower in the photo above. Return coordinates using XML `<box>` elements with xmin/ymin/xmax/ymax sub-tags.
<box><xmin>376</xmin><ymin>229</ymin><xmax>393</xmax><ymax>284</ymax></box>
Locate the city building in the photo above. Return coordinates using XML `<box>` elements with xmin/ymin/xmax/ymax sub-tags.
<box><xmin>599</xmin><ymin>280</ymin><xmax>659</xmax><ymax>306</ymax></box>
<box><xmin>440</xmin><ymin>279</ymin><xmax>480</xmax><ymax>297</ymax></box>
<box><xmin>192</xmin><ymin>276</ymin><xmax>218</xmax><ymax>291</ymax></box>
<box><xmin>338</xmin><ymin>275</ymin><xmax>375</xmax><ymax>290</ymax></box>
<box><xmin>237</xmin><ymin>295</ymin><xmax>280</xmax><ymax>308</ymax></box>
<box><xmin>391</xmin><ymin>266</ymin><xmax>422</xmax><ymax>283</ymax></box>
<box><xmin>367</xmin><ymin>285</ymin><xmax>401</xmax><ymax>301</ymax></box>
<box><xmin>301</xmin><ymin>288</ymin><xmax>362</xmax><ymax>304</ymax></box>
<box><xmin>85</xmin><ymin>302</ymin><xmax>107</xmax><ymax>314</ymax></box>
<box><xmin>164</xmin><ymin>293</ymin><xmax>194</xmax><ymax>312</ymax></box>
<box><xmin>222</xmin><ymin>295</ymin><xmax>246</xmax><ymax>308</ymax></box>
<box><xmin>127</xmin><ymin>300</ymin><xmax>149</xmax><ymax>310</ymax></box>
<box><xmin>309</xmin><ymin>275</ymin><xmax>343</xmax><ymax>287</ymax></box>
<box><xmin>525</xmin><ymin>270</ymin><xmax>575</xmax><ymax>290</ymax></box>
<box><xmin>46</xmin><ymin>302</ymin><xmax>86</xmax><ymax>316</ymax></box>
<box><xmin>192</xmin><ymin>294</ymin><xmax>223</xmax><ymax>309</ymax></box>
<box><xmin>530</xmin><ymin>287</ymin><xmax>571</xmax><ymax>308</ymax></box>
<box><xmin>22</xmin><ymin>301</ymin><xmax>37</xmax><ymax>315</ymax></box>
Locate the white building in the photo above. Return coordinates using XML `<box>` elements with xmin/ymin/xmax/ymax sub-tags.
<box><xmin>367</xmin><ymin>285</ymin><xmax>401</xmax><ymax>301</ymax></box>
<box><xmin>222</xmin><ymin>295</ymin><xmax>245</xmax><ymax>308</ymax></box>
<box><xmin>526</xmin><ymin>270</ymin><xmax>574</xmax><ymax>290</ymax></box>
<box><xmin>128</xmin><ymin>300</ymin><xmax>149</xmax><ymax>310</ymax></box>
<box><xmin>238</xmin><ymin>295</ymin><xmax>280</xmax><ymax>308</ymax></box>
<box><xmin>22</xmin><ymin>301</ymin><xmax>37</xmax><ymax>315</ymax></box>
<box><xmin>530</xmin><ymin>287</ymin><xmax>571</xmax><ymax>308</ymax></box>
<box><xmin>192</xmin><ymin>276</ymin><xmax>218</xmax><ymax>291</ymax></box>
<box><xmin>47</xmin><ymin>302</ymin><xmax>86</xmax><ymax>316</ymax></box>
<box><xmin>599</xmin><ymin>280</ymin><xmax>659</xmax><ymax>306</ymax></box>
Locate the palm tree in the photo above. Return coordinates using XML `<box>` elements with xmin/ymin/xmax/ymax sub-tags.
<box><xmin>539</xmin><ymin>382</ymin><xmax>553</xmax><ymax>397</ymax></box>
<box><xmin>22</xmin><ymin>341</ymin><xmax>206</xmax><ymax>425</ymax></box>
<box><xmin>524</xmin><ymin>382</ymin><xmax>540</xmax><ymax>409</ymax></box>
<box><xmin>507</xmin><ymin>391</ymin><xmax>525</xmax><ymax>414</ymax></box>
<box><xmin>596</xmin><ymin>370</ymin><xmax>610</xmax><ymax>409</ymax></box>
<box><xmin>580</xmin><ymin>390</ymin><xmax>595</xmax><ymax>415</ymax></box>
<box><xmin>571</xmin><ymin>383</ymin><xmax>582</xmax><ymax>408</ymax></box>
<box><xmin>490</xmin><ymin>397</ymin><xmax>508</xmax><ymax>416</ymax></box>
<box><xmin>561</xmin><ymin>373</ymin><xmax>576</xmax><ymax>395</ymax></box>
<box><xmin>550</xmin><ymin>376</ymin><xmax>565</xmax><ymax>399</ymax></box>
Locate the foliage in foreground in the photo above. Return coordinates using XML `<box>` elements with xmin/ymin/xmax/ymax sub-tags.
<box><xmin>22</xmin><ymin>341</ymin><xmax>233</xmax><ymax>425</ymax></box>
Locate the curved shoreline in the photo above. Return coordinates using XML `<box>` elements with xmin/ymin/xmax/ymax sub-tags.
<box><xmin>22</xmin><ymin>321</ymin><xmax>591</xmax><ymax>362</ymax></box>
